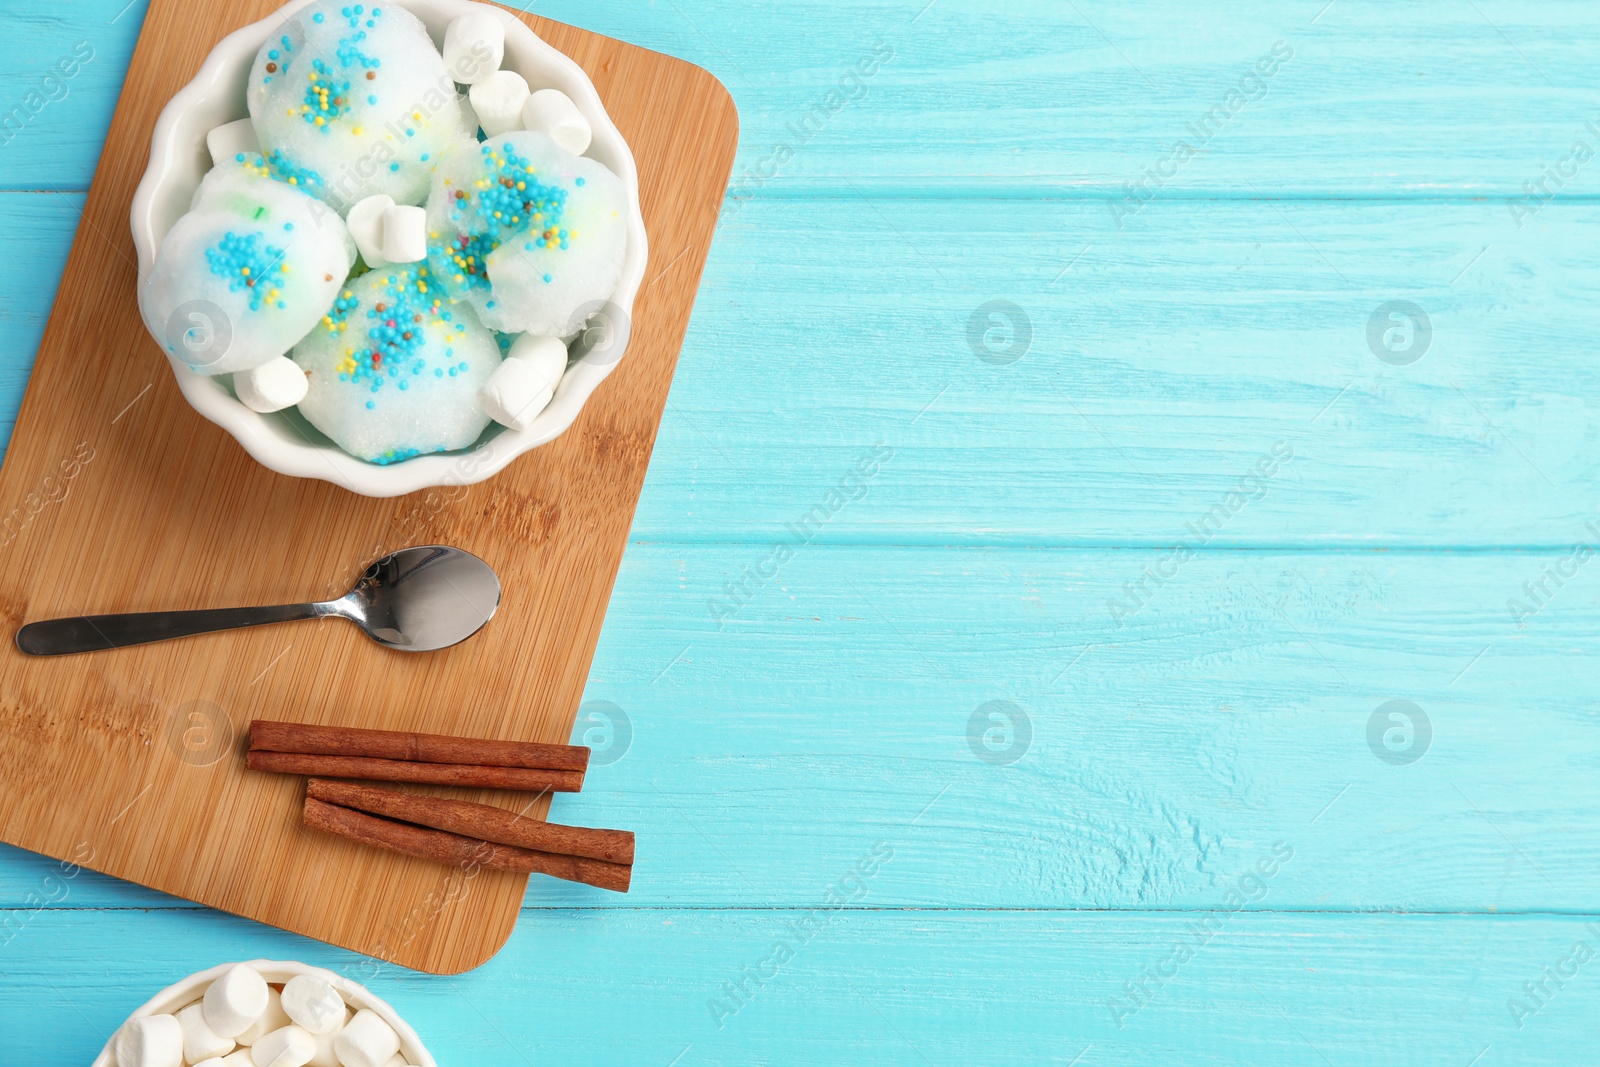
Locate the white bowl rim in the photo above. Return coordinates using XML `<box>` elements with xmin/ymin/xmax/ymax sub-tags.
<box><xmin>91</xmin><ymin>958</ymin><xmax>436</xmax><ymax>1067</ymax></box>
<box><xmin>129</xmin><ymin>0</ymin><xmax>649</xmax><ymax>498</ymax></box>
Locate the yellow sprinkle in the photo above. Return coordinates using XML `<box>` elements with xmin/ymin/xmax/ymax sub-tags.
<box><xmin>240</xmin><ymin>267</ymin><xmax>251</xmax><ymax>276</ymax></box>
<box><xmin>314</xmin><ymin>117</ymin><xmax>325</xmax><ymax>126</ymax></box>
<box><xmin>289</xmin><ymin>176</ymin><xmax>299</xmax><ymax>184</ymax></box>
<box><xmin>352</xmin><ymin>126</ymin><xmax>364</xmax><ymax>136</ymax></box>
<box><xmin>412</xmin><ymin>111</ymin><xmax>422</xmax><ymax>121</ymax></box>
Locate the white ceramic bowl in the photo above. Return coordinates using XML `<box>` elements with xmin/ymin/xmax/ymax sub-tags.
<box><xmin>131</xmin><ymin>0</ymin><xmax>647</xmax><ymax>497</ymax></box>
<box><xmin>92</xmin><ymin>958</ymin><xmax>435</xmax><ymax>1066</ymax></box>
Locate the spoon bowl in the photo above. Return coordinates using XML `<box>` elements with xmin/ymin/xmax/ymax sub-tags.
<box><xmin>15</xmin><ymin>546</ymin><xmax>501</xmax><ymax>656</ymax></box>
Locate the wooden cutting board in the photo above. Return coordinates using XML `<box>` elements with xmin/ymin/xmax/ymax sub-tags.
<box><xmin>0</xmin><ymin>0</ymin><xmax>736</xmax><ymax>974</ymax></box>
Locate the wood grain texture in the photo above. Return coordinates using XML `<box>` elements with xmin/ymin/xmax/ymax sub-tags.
<box><xmin>0</xmin><ymin>1</ymin><xmax>736</xmax><ymax>973</ymax></box>
<box><xmin>15</xmin><ymin>543</ymin><xmax>1596</xmax><ymax>915</ymax></box>
<box><xmin>7</xmin><ymin>908</ymin><xmax>1600</xmax><ymax>1065</ymax></box>
<box><xmin>1</xmin><ymin>0</ymin><xmax>1597</xmax><ymax>1063</ymax></box>
<box><xmin>636</xmin><ymin>195</ymin><xmax>1600</xmax><ymax>547</ymax></box>
<box><xmin>9</xmin><ymin>1</ymin><xmax>1600</xmax><ymax>197</ymax></box>
<box><xmin>9</xmin><ymin>194</ymin><xmax>1600</xmax><ymax>547</ymax></box>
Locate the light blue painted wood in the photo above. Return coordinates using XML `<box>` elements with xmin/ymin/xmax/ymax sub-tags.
<box><xmin>5</xmin><ymin>194</ymin><xmax>1599</xmax><ymax>546</ymax></box>
<box><xmin>6</xmin><ymin>1</ymin><xmax>1600</xmax><ymax>196</ymax></box>
<box><xmin>7</xmin><ymin>909</ymin><xmax>1600</xmax><ymax>1065</ymax></box>
<box><xmin>0</xmin><ymin>0</ymin><xmax>1596</xmax><ymax>1064</ymax></box>
<box><xmin>636</xmin><ymin>194</ymin><xmax>1600</xmax><ymax>546</ymax></box>
<box><xmin>8</xmin><ymin>544</ymin><xmax>1600</xmax><ymax>913</ymax></box>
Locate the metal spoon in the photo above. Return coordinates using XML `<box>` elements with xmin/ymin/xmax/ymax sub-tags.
<box><xmin>15</xmin><ymin>545</ymin><xmax>500</xmax><ymax>656</ymax></box>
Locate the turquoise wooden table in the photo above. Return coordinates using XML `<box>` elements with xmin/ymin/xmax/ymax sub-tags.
<box><xmin>3</xmin><ymin>0</ymin><xmax>1598</xmax><ymax>1062</ymax></box>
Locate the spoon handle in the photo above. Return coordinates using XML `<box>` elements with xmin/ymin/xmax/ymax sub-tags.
<box><xmin>15</xmin><ymin>603</ymin><xmax>330</xmax><ymax>656</ymax></box>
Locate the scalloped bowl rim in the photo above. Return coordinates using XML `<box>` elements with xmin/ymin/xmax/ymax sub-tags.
<box><xmin>129</xmin><ymin>0</ymin><xmax>648</xmax><ymax>497</ymax></box>
<box><xmin>91</xmin><ymin>958</ymin><xmax>436</xmax><ymax>1067</ymax></box>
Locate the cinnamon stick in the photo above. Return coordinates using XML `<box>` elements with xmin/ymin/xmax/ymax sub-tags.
<box><xmin>248</xmin><ymin>750</ymin><xmax>584</xmax><ymax>792</ymax></box>
<box><xmin>307</xmin><ymin>779</ymin><xmax>634</xmax><ymax>865</ymax></box>
<box><xmin>304</xmin><ymin>797</ymin><xmax>631</xmax><ymax>892</ymax></box>
<box><xmin>250</xmin><ymin>719</ymin><xmax>588</xmax><ymax>772</ymax></box>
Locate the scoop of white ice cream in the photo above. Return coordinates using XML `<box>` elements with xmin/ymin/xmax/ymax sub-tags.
<box><xmin>141</xmin><ymin>161</ymin><xmax>355</xmax><ymax>375</ymax></box>
<box><xmin>293</xmin><ymin>263</ymin><xmax>500</xmax><ymax>464</ymax></box>
<box><xmin>425</xmin><ymin>131</ymin><xmax>628</xmax><ymax>337</ymax></box>
<box><xmin>246</xmin><ymin>0</ymin><xmax>479</xmax><ymax>210</ymax></box>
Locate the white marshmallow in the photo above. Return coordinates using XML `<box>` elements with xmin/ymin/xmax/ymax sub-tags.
<box><xmin>206</xmin><ymin>118</ymin><xmax>260</xmax><ymax>168</ymax></box>
<box><xmin>346</xmin><ymin>194</ymin><xmax>394</xmax><ymax>269</ymax></box>
<box><xmin>306</xmin><ymin>1008</ymin><xmax>351</xmax><ymax>1067</ymax></box>
<box><xmin>380</xmin><ymin>205</ymin><xmax>428</xmax><ymax>264</ymax></box>
<box><xmin>113</xmin><ymin>1015</ymin><xmax>184</xmax><ymax>1067</ymax></box>
<box><xmin>221</xmin><ymin>1050</ymin><xmax>257</xmax><ymax>1066</ymax></box>
<box><xmin>334</xmin><ymin>1009</ymin><xmax>401</xmax><ymax>1067</ymax></box>
<box><xmin>510</xmin><ymin>332</ymin><xmax>570</xmax><ymax>384</ymax></box>
<box><xmin>458</xmin><ymin>93</ymin><xmax>481</xmax><ymax>137</ymax></box>
<box><xmin>521</xmin><ymin>89</ymin><xmax>592</xmax><ymax>156</ymax></box>
<box><xmin>479</xmin><ymin>335</ymin><xmax>568</xmax><ymax>431</ymax></box>
<box><xmin>443</xmin><ymin>11</ymin><xmax>504</xmax><ymax>85</ymax></box>
<box><xmin>468</xmin><ymin>70</ymin><xmax>530</xmax><ymax>137</ymax></box>
<box><xmin>236</xmin><ymin>988</ymin><xmax>291</xmax><ymax>1046</ymax></box>
<box><xmin>203</xmin><ymin>964</ymin><xmax>270</xmax><ymax>1040</ymax></box>
<box><xmin>251</xmin><ymin>1025</ymin><xmax>316</xmax><ymax>1067</ymax></box>
<box><xmin>179</xmin><ymin>1002</ymin><xmax>236</xmax><ymax>1062</ymax></box>
<box><xmin>279</xmin><ymin>975</ymin><xmax>345</xmax><ymax>1036</ymax></box>
<box><xmin>234</xmin><ymin>355</ymin><xmax>309</xmax><ymax>413</ymax></box>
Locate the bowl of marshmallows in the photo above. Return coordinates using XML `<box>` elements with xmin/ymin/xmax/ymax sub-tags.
<box><xmin>94</xmin><ymin>960</ymin><xmax>433</xmax><ymax>1067</ymax></box>
<box><xmin>131</xmin><ymin>0</ymin><xmax>648</xmax><ymax>497</ymax></box>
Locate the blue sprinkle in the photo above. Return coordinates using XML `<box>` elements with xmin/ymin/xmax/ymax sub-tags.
<box><xmin>435</xmin><ymin>368</ymin><xmax>444</xmax><ymax>378</ymax></box>
<box><xmin>235</xmin><ymin>152</ymin><xmax>245</xmax><ymax>162</ymax></box>
<box><xmin>284</xmin><ymin>222</ymin><xmax>294</xmax><ymax>231</ymax></box>
<box><xmin>366</xmin><ymin>400</ymin><xmax>375</xmax><ymax>409</ymax></box>
<box><xmin>575</xmin><ymin>177</ymin><xmax>585</xmax><ymax>186</ymax></box>
<box><xmin>313</xmin><ymin>11</ymin><xmax>325</xmax><ymax>22</ymax></box>
<box><xmin>543</xmin><ymin>273</ymin><xmax>552</xmax><ymax>283</ymax></box>
<box><xmin>448</xmin><ymin>367</ymin><xmax>457</xmax><ymax>377</ymax></box>
<box><xmin>268</xmin><ymin>49</ymin><xmax>279</xmax><ymax>60</ymax></box>
<box><xmin>341</xmin><ymin>6</ymin><xmax>350</xmax><ymax>14</ymax></box>
<box><xmin>389</xmin><ymin>162</ymin><xmax>400</xmax><ymax>171</ymax></box>
<box><xmin>457</xmin><ymin>361</ymin><xmax>468</xmax><ymax>371</ymax></box>
<box><xmin>368</xmin><ymin>94</ymin><xmax>377</xmax><ymax>104</ymax></box>
<box><xmin>420</xmin><ymin>153</ymin><xmax>429</xmax><ymax>161</ymax></box>
<box><xmin>524</xmin><ymin>243</ymin><xmax>534</xmax><ymax>251</ymax></box>
<box><xmin>354</xmin><ymin>4</ymin><xmax>363</xmax><ymax>12</ymax></box>
<box><xmin>405</xmin><ymin>129</ymin><xmax>415</xmax><ymax>138</ymax></box>
<box><xmin>399</xmin><ymin>380</ymin><xmax>409</xmax><ymax>391</ymax></box>
<box><xmin>367</xmin><ymin>19</ymin><xmax>375</xmax><ymax>27</ymax></box>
